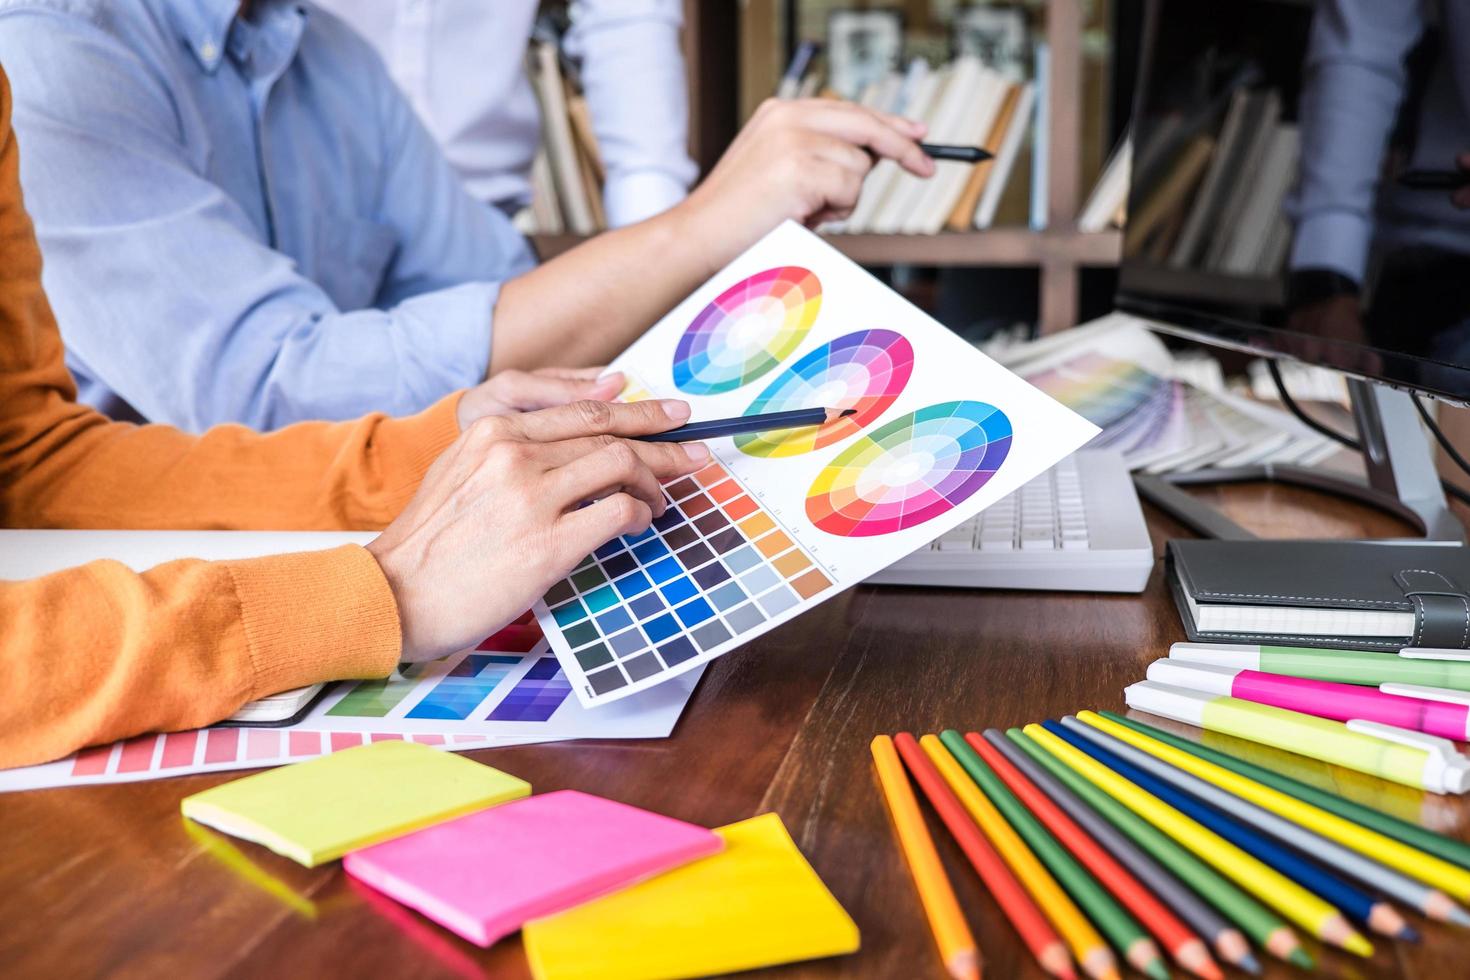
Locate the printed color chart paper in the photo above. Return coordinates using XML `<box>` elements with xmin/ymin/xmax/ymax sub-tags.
<box><xmin>536</xmin><ymin>222</ymin><xmax>1098</xmax><ymax>705</ymax></box>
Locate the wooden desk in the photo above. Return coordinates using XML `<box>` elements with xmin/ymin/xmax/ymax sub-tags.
<box><xmin>5</xmin><ymin>484</ymin><xmax>1469</xmax><ymax>979</ymax></box>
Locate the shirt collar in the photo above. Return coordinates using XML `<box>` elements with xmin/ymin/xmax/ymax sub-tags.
<box><xmin>169</xmin><ymin>0</ymin><xmax>241</xmax><ymax>73</ymax></box>
<box><xmin>170</xmin><ymin>0</ymin><xmax>307</xmax><ymax>77</ymax></box>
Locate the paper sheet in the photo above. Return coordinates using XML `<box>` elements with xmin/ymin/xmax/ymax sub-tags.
<box><xmin>535</xmin><ymin>221</ymin><xmax>1098</xmax><ymax>706</ymax></box>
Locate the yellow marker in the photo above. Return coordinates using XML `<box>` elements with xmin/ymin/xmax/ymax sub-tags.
<box><xmin>920</xmin><ymin>734</ymin><xmax>1119</xmax><ymax>980</ymax></box>
<box><xmin>1023</xmin><ymin>724</ymin><xmax>1373</xmax><ymax>959</ymax></box>
<box><xmin>1078</xmin><ymin>710</ymin><xmax>1470</xmax><ymax>902</ymax></box>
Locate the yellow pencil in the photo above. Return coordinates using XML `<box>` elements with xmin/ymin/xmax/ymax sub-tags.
<box><xmin>1078</xmin><ymin>711</ymin><xmax>1470</xmax><ymax>904</ymax></box>
<box><xmin>919</xmin><ymin>734</ymin><xmax>1120</xmax><ymax>980</ymax></box>
<box><xmin>871</xmin><ymin>735</ymin><xmax>983</xmax><ymax>980</ymax></box>
<box><xmin>1024</xmin><ymin>723</ymin><xmax>1372</xmax><ymax>959</ymax></box>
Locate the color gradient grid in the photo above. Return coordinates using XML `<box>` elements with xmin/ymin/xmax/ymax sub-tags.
<box><xmin>671</xmin><ymin>266</ymin><xmax>820</xmax><ymax>395</ymax></box>
<box><xmin>807</xmin><ymin>400</ymin><xmax>1012</xmax><ymax>537</ymax></box>
<box><xmin>405</xmin><ymin>654</ymin><xmax>520</xmax><ymax>720</ymax></box>
<box><xmin>485</xmin><ymin>657</ymin><xmax>575</xmax><ymax>721</ymax></box>
<box><xmin>543</xmin><ymin>460</ymin><xmax>833</xmax><ymax>697</ymax></box>
<box><xmin>328</xmin><ymin>662</ymin><xmax>426</xmax><ymax>718</ymax></box>
<box><xmin>735</xmin><ymin>329</ymin><xmax>914</xmax><ymax>458</ymax></box>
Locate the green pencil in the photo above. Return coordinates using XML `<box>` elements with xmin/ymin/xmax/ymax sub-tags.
<box><xmin>1102</xmin><ymin>711</ymin><xmax>1470</xmax><ymax>874</ymax></box>
<box><xmin>1007</xmin><ymin>728</ymin><xmax>1302</xmax><ymax>970</ymax></box>
<box><xmin>939</xmin><ymin>730</ymin><xmax>1168</xmax><ymax>980</ymax></box>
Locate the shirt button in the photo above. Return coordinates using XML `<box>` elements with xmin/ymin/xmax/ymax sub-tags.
<box><xmin>200</xmin><ymin>39</ymin><xmax>219</xmax><ymax>62</ymax></box>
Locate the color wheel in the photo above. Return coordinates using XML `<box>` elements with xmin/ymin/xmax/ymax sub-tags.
<box><xmin>806</xmin><ymin>401</ymin><xmax>1012</xmax><ymax>537</ymax></box>
<box><xmin>734</xmin><ymin>329</ymin><xmax>914</xmax><ymax>457</ymax></box>
<box><xmin>671</xmin><ymin>266</ymin><xmax>821</xmax><ymax>395</ymax></box>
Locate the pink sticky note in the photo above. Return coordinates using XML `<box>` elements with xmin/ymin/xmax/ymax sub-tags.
<box><xmin>343</xmin><ymin>790</ymin><xmax>722</xmax><ymax>947</ymax></box>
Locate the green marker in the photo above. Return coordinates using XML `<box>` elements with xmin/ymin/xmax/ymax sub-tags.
<box><xmin>1169</xmin><ymin>641</ymin><xmax>1470</xmax><ymax>691</ymax></box>
<box><xmin>939</xmin><ymin>730</ymin><xmax>1169</xmax><ymax>980</ymax></box>
<box><xmin>1007</xmin><ymin>727</ymin><xmax>1305</xmax><ymax>971</ymax></box>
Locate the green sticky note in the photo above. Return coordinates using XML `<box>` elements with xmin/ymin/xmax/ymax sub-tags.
<box><xmin>181</xmin><ymin>740</ymin><xmax>529</xmax><ymax>867</ymax></box>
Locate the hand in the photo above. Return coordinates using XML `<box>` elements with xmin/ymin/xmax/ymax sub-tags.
<box><xmin>367</xmin><ymin>398</ymin><xmax>710</xmax><ymax>662</ymax></box>
<box><xmin>456</xmin><ymin>367</ymin><xmax>624</xmax><ymax>430</ymax></box>
<box><xmin>677</xmin><ymin>99</ymin><xmax>935</xmax><ymax>264</ymax></box>
<box><xmin>1455</xmin><ymin>152</ymin><xmax>1470</xmax><ymax>210</ymax></box>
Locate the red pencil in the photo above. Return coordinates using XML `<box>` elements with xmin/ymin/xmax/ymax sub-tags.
<box><xmin>894</xmin><ymin>733</ymin><xmax>1076</xmax><ymax>980</ymax></box>
<box><xmin>965</xmin><ymin>733</ymin><xmax>1223</xmax><ymax>980</ymax></box>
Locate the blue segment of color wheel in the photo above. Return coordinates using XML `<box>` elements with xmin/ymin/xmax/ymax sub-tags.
<box><xmin>671</xmin><ymin>266</ymin><xmax>821</xmax><ymax>395</ymax></box>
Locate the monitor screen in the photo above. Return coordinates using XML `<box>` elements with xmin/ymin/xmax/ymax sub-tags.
<box><xmin>1115</xmin><ymin>0</ymin><xmax>1470</xmax><ymax>401</ymax></box>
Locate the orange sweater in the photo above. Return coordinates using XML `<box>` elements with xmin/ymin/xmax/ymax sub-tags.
<box><xmin>0</xmin><ymin>72</ymin><xmax>461</xmax><ymax>768</ymax></box>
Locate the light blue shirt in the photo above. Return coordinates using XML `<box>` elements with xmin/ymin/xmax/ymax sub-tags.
<box><xmin>0</xmin><ymin>0</ymin><xmax>537</xmax><ymax>430</ymax></box>
<box><xmin>1289</xmin><ymin>0</ymin><xmax>1470</xmax><ymax>282</ymax></box>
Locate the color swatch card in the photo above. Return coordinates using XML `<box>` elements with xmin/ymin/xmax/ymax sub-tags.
<box><xmin>536</xmin><ymin>221</ymin><xmax>1098</xmax><ymax>705</ymax></box>
<box><xmin>344</xmin><ymin>790</ymin><xmax>723</xmax><ymax>947</ymax></box>
<box><xmin>522</xmin><ymin>811</ymin><xmax>859</xmax><ymax>980</ymax></box>
<box><xmin>181</xmin><ymin>740</ymin><xmax>529</xmax><ymax>866</ymax></box>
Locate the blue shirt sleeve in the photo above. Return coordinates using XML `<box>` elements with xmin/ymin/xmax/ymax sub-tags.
<box><xmin>1287</xmin><ymin>0</ymin><xmax>1425</xmax><ymax>283</ymax></box>
<box><xmin>0</xmin><ymin>9</ymin><xmax>534</xmax><ymax>432</ymax></box>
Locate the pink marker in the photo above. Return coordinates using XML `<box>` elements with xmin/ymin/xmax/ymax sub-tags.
<box><xmin>1145</xmin><ymin>659</ymin><xmax>1470</xmax><ymax>741</ymax></box>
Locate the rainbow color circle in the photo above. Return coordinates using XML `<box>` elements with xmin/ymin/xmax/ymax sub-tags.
<box><xmin>671</xmin><ymin>266</ymin><xmax>821</xmax><ymax>395</ymax></box>
<box><xmin>734</xmin><ymin>329</ymin><xmax>914</xmax><ymax>458</ymax></box>
<box><xmin>806</xmin><ymin>401</ymin><xmax>1012</xmax><ymax>537</ymax></box>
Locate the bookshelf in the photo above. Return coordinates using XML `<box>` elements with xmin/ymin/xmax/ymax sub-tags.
<box><xmin>533</xmin><ymin>0</ymin><xmax>1118</xmax><ymax>336</ymax></box>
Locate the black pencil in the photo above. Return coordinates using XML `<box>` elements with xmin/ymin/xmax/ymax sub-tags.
<box><xmin>642</xmin><ymin>407</ymin><xmax>855</xmax><ymax>443</ymax></box>
<box><xmin>920</xmin><ymin>143</ymin><xmax>994</xmax><ymax>163</ymax></box>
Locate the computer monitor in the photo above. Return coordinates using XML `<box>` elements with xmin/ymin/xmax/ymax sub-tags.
<box><xmin>1114</xmin><ymin>0</ymin><xmax>1470</xmax><ymax>543</ymax></box>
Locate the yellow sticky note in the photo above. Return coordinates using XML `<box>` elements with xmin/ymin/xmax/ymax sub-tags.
<box><xmin>523</xmin><ymin>812</ymin><xmax>859</xmax><ymax>980</ymax></box>
<box><xmin>181</xmin><ymin>740</ymin><xmax>528</xmax><ymax>867</ymax></box>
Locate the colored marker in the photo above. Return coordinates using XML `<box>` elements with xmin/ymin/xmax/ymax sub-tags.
<box><xmin>919</xmin><ymin>735</ymin><xmax>1121</xmax><ymax>980</ymax></box>
<box><xmin>1094</xmin><ymin>711</ymin><xmax>1470</xmax><ymax>911</ymax></box>
<box><xmin>1101</xmin><ymin>709</ymin><xmax>1470</xmax><ymax>877</ymax></box>
<box><xmin>1148</xmin><ymin>658</ymin><xmax>1470</xmax><ymax>741</ymax></box>
<box><xmin>920</xmin><ymin>143</ymin><xmax>995</xmax><ymax>163</ymax></box>
<box><xmin>870</xmin><ymin>735</ymin><xmax>983</xmax><ymax>980</ymax></box>
<box><xmin>938</xmin><ymin>732</ymin><xmax>1163</xmax><ymax>980</ymax></box>
<box><xmin>641</xmin><ymin>406</ymin><xmax>854</xmax><ymax>443</ymax></box>
<box><xmin>988</xmin><ymin>730</ymin><xmax>1253</xmax><ymax>975</ymax></box>
<box><xmin>1023</xmin><ymin>722</ymin><xmax>1311</xmax><ymax>969</ymax></box>
<box><xmin>1126</xmin><ymin>680</ymin><xmax>1470</xmax><ymax>793</ymax></box>
<box><xmin>1063</xmin><ymin>717</ymin><xmax>1404</xmax><ymax>944</ymax></box>
<box><xmin>968</xmin><ymin>732</ymin><xmax>1222</xmax><ymax>979</ymax></box>
<box><xmin>893</xmin><ymin>734</ymin><xmax>1076</xmax><ymax>980</ymax></box>
<box><xmin>1169</xmin><ymin>641</ymin><xmax>1470</xmax><ymax>691</ymax></box>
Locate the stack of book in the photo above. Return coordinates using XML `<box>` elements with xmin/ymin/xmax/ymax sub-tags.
<box><xmin>519</xmin><ymin>40</ymin><xmax>607</xmax><ymax>237</ymax></box>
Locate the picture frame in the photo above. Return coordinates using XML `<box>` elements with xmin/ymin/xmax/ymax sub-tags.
<box><xmin>826</xmin><ymin>9</ymin><xmax>905</xmax><ymax>100</ymax></box>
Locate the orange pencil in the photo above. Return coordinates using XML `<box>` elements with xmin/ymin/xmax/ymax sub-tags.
<box><xmin>871</xmin><ymin>735</ymin><xmax>983</xmax><ymax>980</ymax></box>
<box><xmin>894</xmin><ymin>733</ymin><xmax>1075</xmax><ymax>979</ymax></box>
<box><xmin>966</xmin><ymin>732</ymin><xmax>1222</xmax><ymax>980</ymax></box>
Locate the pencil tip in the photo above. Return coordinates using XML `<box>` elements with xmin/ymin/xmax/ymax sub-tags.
<box><xmin>840</xmin><ymin>407</ymin><xmax>856</xmax><ymax>416</ymax></box>
<box><xmin>1287</xmin><ymin>948</ymin><xmax>1315</xmax><ymax>969</ymax></box>
<box><xmin>1143</xmin><ymin>957</ymin><xmax>1170</xmax><ymax>980</ymax></box>
<box><xmin>1399</xmin><ymin>924</ymin><xmax>1422</xmax><ymax>942</ymax></box>
<box><xmin>1235</xmin><ymin>951</ymin><xmax>1261</xmax><ymax>975</ymax></box>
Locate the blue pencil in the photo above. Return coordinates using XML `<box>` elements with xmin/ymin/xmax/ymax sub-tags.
<box><xmin>1042</xmin><ymin>721</ymin><xmax>1393</xmax><ymax>936</ymax></box>
<box><xmin>641</xmin><ymin>406</ymin><xmax>853</xmax><ymax>443</ymax></box>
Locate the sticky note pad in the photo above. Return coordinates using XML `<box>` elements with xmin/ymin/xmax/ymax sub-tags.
<box><xmin>522</xmin><ymin>811</ymin><xmax>859</xmax><ymax>979</ymax></box>
<box><xmin>181</xmin><ymin>740</ymin><xmax>528</xmax><ymax>866</ymax></box>
<box><xmin>343</xmin><ymin>790</ymin><xmax>723</xmax><ymax>947</ymax></box>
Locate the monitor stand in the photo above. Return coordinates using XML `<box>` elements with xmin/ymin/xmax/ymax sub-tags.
<box><xmin>1132</xmin><ymin>378</ymin><xmax>1466</xmax><ymax>544</ymax></box>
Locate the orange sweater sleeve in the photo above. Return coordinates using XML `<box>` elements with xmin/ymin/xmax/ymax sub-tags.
<box><xmin>0</xmin><ymin>70</ymin><xmax>460</xmax><ymax>767</ymax></box>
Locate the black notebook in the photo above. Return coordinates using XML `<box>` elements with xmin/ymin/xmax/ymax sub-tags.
<box><xmin>1167</xmin><ymin>539</ymin><xmax>1470</xmax><ymax>651</ymax></box>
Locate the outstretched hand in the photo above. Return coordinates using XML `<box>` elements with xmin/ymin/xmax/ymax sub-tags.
<box><xmin>369</xmin><ymin>398</ymin><xmax>708</xmax><ymax>663</ymax></box>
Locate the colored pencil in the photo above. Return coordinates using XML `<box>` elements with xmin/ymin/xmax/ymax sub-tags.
<box><xmin>1101</xmin><ymin>709</ymin><xmax>1470</xmax><ymax>875</ymax></box>
<box><xmin>1082</xmin><ymin>711</ymin><xmax>1455</xmax><ymax>931</ymax></box>
<box><xmin>1092</xmin><ymin>709</ymin><xmax>1470</xmax><ymax>907</ymax></box>
<box><xmin>967</xmin><ymin>732</ymin><xmax>1222</xmax><ymax>980</ymax></box>
<box><xmin>640</xmin><ymin>406</ymin><xmax>853</xmax><ymax>442</ymax></box>
<box><xmin>988</xmin><ymin>732</ymin><xmax>1254</xmax><ymax>975</ymax></box>
<box><xmin>893</xmin><ymin>734</ymin><xmax>1075</xmax><ymax>980</ymax></box>
<box><xmin>920</xmin><ymin>143</ymin><xmax>996</xmax><ymax>163</ymax></box>
<box><xmin>870</xmin><ymin>735</ymin><xmax>983</xmax><ymax>980</ymax></box>
<box><xmin>1168</xmin><ymin>641</ymin><xmax>1470</xmax><ymax>690</ymax></box>
<box><xmin>937</xmin><ymin>731</ymin><xmax>1165</xmax><ymax>980</ymax></box>
<box><xmin>1057</xmin><ymin>719</ymin><xmax>1378</xmax><ymax>954</ymax></box>
<box><xmin>1023</xmin><ymin>723</ymin><xmax>1311</xmax><ymax>969</ymax></box>
<box><xmin>919</xmin><ymin>734</ymin><xmax>1121</xmax><ymax>980</ymax></box>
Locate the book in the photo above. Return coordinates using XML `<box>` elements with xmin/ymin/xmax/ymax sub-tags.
<box><xmin>1029</xmin><ymin>42</ymin><xmax>1050</xmax><ymax>230</ymax></box>
<box><xmin>973</xmin><ymin>82</ymin><xmax>1036</xmax><ymax>229</ymax></box>
<box><xmin>904</xmin><ymin>65</ymin><xmax>1009</xmax><ymax>235</ymax></box>
<box><xmin>344</xmin><ymin>790</ymin><xmax>723</xmax><ymax>947</ymax></box>
<box><xmin>181</xmin><ymin>740</ymin><xmax>529</xmax><ymax>866</ymax></box>
<box><xmin>531</xmin><ymin>40</ymin><xmax>597</xmax><ymax>236</ymax></box>
<box><xmin>871</xmin><ymin>61</ymin><xmax>972</xmax><ymax>234</ymax></box>
<box><xmin>1168</xmin><ymin>540</ymin><xmax>1470</xmax><ymax>650</ymax></box>
<box><xmin>1126</xmin><ymin>135</ymin><xmax>1214</xmax><ymax>251</ymax></box>
<box><xmin>1216</xmin><ymin>124</ymin><xmax>1299</xmax><ymax>274</ymax></box>
<box><xmin>1078</xmin><ymin>133</ymin><xmax>1132</xmax><ymax>232</ymax></box>
<box><xmin>1168</xmin><ymin>89</ymin><xmax>1252</xmax><ymax>268</ymax></box>
<box><xmin>1203</xmin><ymin>90</ymin><xmax>1281</xmax><ymax>270</ymax></box>
<box><xmin>522</xmin><ymin>812</ymin><xmax>860</xmax><ymax>980</ymax></box>
<box><xmin>946</xmin><ymin>82</ymin><xmax>1022</xmax><ymax>231</ymax></box>
<box><xmin>845</xmin><ymin>67</ymin><xmax>944</xmax><ymax>233</ymax></box>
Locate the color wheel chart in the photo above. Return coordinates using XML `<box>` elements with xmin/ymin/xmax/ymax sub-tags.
<box><xmin>735</xmin><ymin>330</ymin><xmax>914</xmax><ymax>458</ymax></box>
<box><xmin>806</xmin><ymin>401</ymin><xmax>1012</xmax><ymax>536</ymax></box>
<box><xmin>671</xmin><ymin>266</ymin><xmax>821</xmax><ymax>394</ymax></box>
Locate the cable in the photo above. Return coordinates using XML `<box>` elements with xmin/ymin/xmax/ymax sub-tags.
<box><xmin>1413</xmin><ymin>394</ymin><xmax>1470</xmax><ymax>480</ymax></box>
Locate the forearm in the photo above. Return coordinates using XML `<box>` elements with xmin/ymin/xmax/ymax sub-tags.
<box><xmin>0</xmin><ymin>546</ymin><xmax>400</xmax><ymax>768</ymax></box>
<box><xmin>490</xmin><ymin>205</ymin><xmax>725</xmax><ymax>371</ymax></box>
